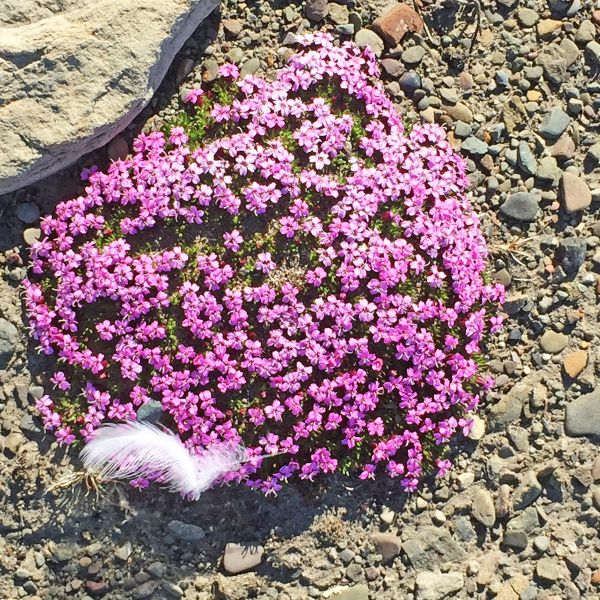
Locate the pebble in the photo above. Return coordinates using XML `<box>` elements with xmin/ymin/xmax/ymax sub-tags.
<box><xmin>222</xmin><ymin>543</ymin><xmax>264</xmax><ymax>575</ymax></box>
<box><xmin>512</xmin><ymin>471</ymin><xmax>542</xmax><ymax>511</ymax></box>
<box><xmin>565</xmin><ymin>388</ymin><xmax>600</xmax><ymax>437</ymax></box>
<box><xmin>401</xmin><ymin>45</ymin><xmax>426</xmax><ymax>65</ymax></box>
<box><xmin>560</xmin><ymin>172</ymin><xmax>592</xmax><ymax>214</ymax></box>
<box><xmin>540</xmin><ymin>331</ymin><xmax>569</xmax><ymax>353</ymax></box>
<box><xmin>461</xmin><ymin>136</ymin><xmax>488</xmax><ymax>156</ymax></box>
<box><xmin>305</xmin><ymin>0</ymin><xmax>328</xmax><ymax>22</ymax></box>
<box><xmin>23</xmin><ymin>227</ymin><xmax>41</xmax><ymax>245</ymax></box>
<box><xmin>517</xmin><ymin>141</ymin><xmax>537</xmax><ymax>176</ymax></box>
<box><xmin>16</xmin><ymin>202</ymin><xmax>40</xmax><ymax>224</ymax></box>
<box><xmin>556</xmin><ymin>238</ymin><xmax>587</xmax><ymax>274</ymax></box>
<box><xmin>371</xmin><ymin>534</ymin><xmax>401</xmax><ymax>562</ymax></box>
<box><xmin>536</xmin><ymin>557</ymin><xmax>560</xmax><ymax>582</ymax></box>
<box><xmin>240</xmin><ymin>57</ymin><xmax>260</xmax><ymax>77</ymax></box>
<box><xmin>517</xmin><ymin>8</ymin><xmax>539</xmax><ymax>27</ymax></box>
<box><xmin>371</xmin><ymin>3</ymin><xmax>423</xmax><ymax>46</ymax></box>
<box><xmin>503</xmin><ymin>529</ymin><xmax>528</xmax><ymax>552</ymax></box>
<box><xmin>166</xmin><ymin>520</ymin><xmax>205</xmax><ymax>542</ymax></box>
<box><xmin>499</xmin><ymin>192</ymin><xmax>539</xmax><ymax>222</ymax></box>
<box><xmin>585</xmin><ymin>41</ymin><xmax>600</xmax><ymax>66</ymax></box>
<box><xmin>354</xmin><ymin>29</ymin><xmax>384</xmax><ymax>57</ymax></box>
<box><xmin>468</xmin><ymin>415</ymin><xmax>486</xmax><ymax>440</ymax></box>
<box><xmin>563</xmin><ymin>350</ymin><xmax>588</xmax><ymax>378</ymax></box>
<box><xmin>415</xmin><ymin>571</ymin><xmax>464</xmax><ymax>600</ymax></box>
<box><xmin>537</xmin><ymin>19</ymin><xmax>562</xmax><ymax>37</ymax></box>
<box><xmin>539</xmin><ymin>107</ymin><xmax>570</xmax><ymax>139</ymax></box>
<box><xmin>0</xmin><ymin>319</ymin><xmax>18</xmax><ymax>369</ymax></box>
<box><xmin>471</xmin><ymin>490</ymin><xmax>496</xmax><ymax>527</ymax></box>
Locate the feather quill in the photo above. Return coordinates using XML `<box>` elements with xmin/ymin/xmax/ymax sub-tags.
<box><xmin>80</xmin><ymin>422</ymin><xmax>246</xmax><ymax>500</ymax></box>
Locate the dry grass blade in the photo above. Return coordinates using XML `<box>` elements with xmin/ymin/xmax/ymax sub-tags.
<box><xmin>46</xmin><ymin>470</ymin><xmax>111</xmax><ymax>501</ymax></box>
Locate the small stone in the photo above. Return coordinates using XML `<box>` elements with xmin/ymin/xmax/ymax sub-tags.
<box><xmin>512</xmin><ymin>471</ymin><xmax>542</xmax><ymax>511</ymax></box>
<box><xmin>536</xmin><ymin>557</ymin><xmax>560</xmax><ymax>582</ymax></box>
<box><xmin>201</xmin><ymin>59</ymin><xmax>219</xmax><ymax>81</ymax></box>
<box><xmin>592</xmin><ymin>569</ymin><xmax>600</xmax><ymax>586</ymax></box>
<box><xmin>592</xmin><ymin>456</ymin><xmax>600</xmax><ymax>481</ymax></box>
<box><xmin>371</xmin><ymin>534</ymin><xmax>401</xmax><ymax>562</ymax></box>
<box><xmin>345</xmin><ymin>563</ymin><xmax>362</xmax><ymax>582</ymax></box>
<box><xmin>16</xmin><ymin>202</ymin><xmax>40</xmax><ymax>224</ymax></box>
<box><xmin>107</xmin><ymin>136</ymin><xmax>129</xmax><ymax>162</ymax></box>
<box><xmin>0</xmin><ymin>318</ymin><xmax>19</xmax><ymax>369</ymax></box>
<box><xmin>517</xmin><ymin>141</ymin><xmax>537</xmax><ymax>176</ymax></box>
<box><xmin>461</xmin><ymin>136</ymin><xmax>488</xmax><ymax>156</ymax></box>
<box><xmin>222</xmin><ymin>19</ymin><xmax>243</xmax><ymax>37</ymax></box>
<box><xmin>457</xmin><ymin>472</ymin><xmax>475</xmax><ymax>490</ymax></box>
<box><xmin>585</xmin><ymin>41</ymin><xmax>600</xmax><ymax>66</ymax></box>
<box><xmin>503</xmin><ymin>96</ymin><xmax>528</xmax><ymax>132</ymax></box>
<box><xmin>398</xmin><ymin>71</ymin><xmax>421</xmax><ymax>92</ymax></box>
<box><xmin>468</xmin><ymin>415</ymin><xmax>486</xmax><ymax>440</ymax></box>
<box><xmin>560</xmin><ymin>172</ymin><xmax>592</xmax><ymax>214</ymax></box>
<box><xmin>305</xmin><ymin>0</ymin><xmax>328</xmax><ymax>22</ymax></box>
<box><xmin>380</xmin><ymin>507</ymin><xmax>395</xmax><ymax>525</ymax></box>
<box><xmin>500</xmin><ymin>192</ymin><xmax>539</xmax><ymax>222</ymax></box>
<box><xmin>136</xmin><ymin>400</ymin><xmax>163</xmax><ymax>423</ymax></box>
<box><xmin>540</xmin><ymin>331</ymin><xmax>569</xmax><ymax>353</ymax></box>
<box><xmin>115</xmin><ymin>542</ymin><xmax>132</xmax><ymax>562</ymax></box>
<box><xmin>458</xmin><ymin>71</ymin><xmax>473</xmax><ymax>90</ymax></box>
<box><xmin>539</xmin><ymin>107</ymin><xmax>570</xmax><ymax>139</ymax></box>
<box><xmin>563</xmin><ymin>351</ymin><xmax>588</xmax><ymax>378</ymax></box>
<box><xmin>565</xmin><ymin>388</ymin><xmax>600</xmax><ymax>437</ymax></box>
<box><xmin>592</xmin><ymin>487</ymin><xmax>600</xmax><ymax>511</ymax></box>
<box><xmin>167</xmin><ymin>520</ymin><xmax>205</xmax><ymax>542</ymax></box>
<box><xmin>560</xmin><ymin>38</ymin><xmax>580</xmax><ymax>67</ymax></box>
<box><xmin>503</xmin><ymin>530</ymin><xmax>528</xmax><ymax>551</ymax></box>
<box><xmin>240</xmin><ymin>57</ymin><xmax>260</xmax><ymax>78</ymax></box>
<box><xmin>401</xmin><ymin>45</ymin><xmax>426</xmax><ymax>65</ymax></box>
<box><xmin>537</xmin><ymin>19</ymin><xmax>562</xmax><ymax>37</ymax></box>
<box><xmin>507</xmin><ymin>507</ymin><xmax>539</xmax><ymax>534</ymax></box>
<box><xmin>371</xmin><ymin>3</ymin><xmax>424</xmax><ymax>46</ymax></box>
<box><xmin>472</xmin><ymin>490</ymin><xmax>496</xmax><ymax>527</ymax></box>
<box><xmin>439</xmin><ymin>87</ymin><xmax>459</xmax><ymax>104</ymax></box>
<box><xmin>147</xmin><ymin>562</ymin><xmax>165</xmax><ymax>578</ymax></box>
<box><xmin>556</xmin><ymin>238</ymin><xmax>586</xmax><ymax>274</ymax></box>
<box><xmin>326</xmin><ymin>585</ymin><xmax>369</xmax><ymax>600</ymax></box>
<box><xmin>222</xmin><ymin>543</ymin><xmax>264</xmax><ymax>575</ymax></box>
<box><xmin>354</xmin><ymin>29</ymin><xmax>384</xmax><ymax>57</ymax></box>
<box><xmin>536</xmin><ymin>156</ymin><xmax>559</xmax><ymax>182</ymax></box>
<box><xmin>550</xmin><ymin>135</ymin><xmax>576</xmax><ymax>159</ymax></box>
<box><xmin>586</xmin><ymin>142</ymin><xmax>600</xmax><ymax>169</ymax></box>
<box><xmin>444</xmin><ymin>102</ymin><xmax>473</xmax><ymax>123</ymax></box>
<box><xmin>576</xmin><ymin>20</ymin><xmax>597</xmax><ymax>44</ymax></box>
<box><xmin>537</xmin><ymin>44</ymin><xmax>568</xmax><ymax>85</ymax></box>
<box><xmin>23</xmin><ymin>227</ymin><xmax>41</xmax><ymax>245</ymax></box>
<box><xmin>517</xmin><ymin>8</ymin><xmax>539</xmax><ymax>27</ymax></box>
<box><xmin>380</xmin><ymin>58</ymin><xmax>404</xmax><ymax>78</ymax></box>
<box><xmin>415</xmin><ymin>571</ymin><xmax>464</xmax><ymax>600</ymax></box>
<box><xmin>534</xmin><ymin>536</ymin><xmax>550</xmax><ymax>553</ymax></box>
<box><xmin>328</xmin><ymin>3</ymin><xmax>349</xmax><ymax>25</ymax></box>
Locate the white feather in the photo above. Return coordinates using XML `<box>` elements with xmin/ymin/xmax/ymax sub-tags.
<box><xmin>79</xmin><ymin>422</ymin><xmax>246</xmax><ymax>499</ymax></box>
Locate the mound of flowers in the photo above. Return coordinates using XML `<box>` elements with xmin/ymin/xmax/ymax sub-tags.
<box><xmin>24</xmin><ymin>33</ymin><xmax>504</xmax><ymax>495</ymax></box>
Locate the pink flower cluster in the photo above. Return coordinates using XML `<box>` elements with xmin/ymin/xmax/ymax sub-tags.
<box><xmin>24</xmin><ymin>33</ymin><xmax>504</xmax><ymax>495</ymax></box>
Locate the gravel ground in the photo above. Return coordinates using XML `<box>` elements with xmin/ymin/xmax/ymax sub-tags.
<box><xmin>1</xmin><ymin>1</ymin><xmax>600</xmax><ymax>599</ymax></box>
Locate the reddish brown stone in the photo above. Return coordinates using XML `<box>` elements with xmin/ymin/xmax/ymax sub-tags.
<box><xmin>592</xmin><ymin>10</ymin><xmax>600</xmax><ymax>26</ymax></box>
<box><xmin>372</xmin><ymin>4</ymin><xmax>424</xmax><ymax>46</ymax></box>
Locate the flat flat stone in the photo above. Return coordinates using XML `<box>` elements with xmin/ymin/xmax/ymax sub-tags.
<box><xmin>563</xmin><ymin>350</ymin><xmax>588</xmax><ymax>378</ymax></box>
<box><xmin>561</xmin><ymin>172</ymin><xmax>592</xmax><ymax>214</ymax></box>
<box><xmin>0</xmin><ymin>0</ymin><xmax>219</xmax><ymax>195</ymax></box>
<box><xmin>222</xmin><ymin>543</ymin><xmax>264</xmax><ymax>575</ymax></box>
<box><xmin>539</xmin><ymin>107</ymin><xmax>571</xmax><ymax>139</ymax></box>
<box><xmin>565</xmin><ymin>388</ymin><xmax>600</xmax><ymax>437</ymax></box>
<box><xmin>499</xmin><ymin>192</ymin><xmax>540</xmax><ymax>222</ymax></box>
<box><xmin>371</xmin><ymin>3</ymin><xmax>423</xmax><ymax>47</ymax></box>
<box><xmin>471</xmin><ymin>490</ymin><xmax>496</xmax><ymax>527</ymax></box>
<box><xmin>415</xmin><ymin>571</ymin><xmax>464</xmax><ymax>600</ymax></box>
<box><xmin>540</xmin><ymin>331</ymin><xmax>568</xmax><ymax>353</ymax></box>
<box><xmin>371</xmin><ymin>534</ymin><xmax>402</xmax><ymax>562</ymax></box>
<box><xmin>354</xmin><ymin>29</ymin><xmax>384</xmax><ymax>57</ymax></box>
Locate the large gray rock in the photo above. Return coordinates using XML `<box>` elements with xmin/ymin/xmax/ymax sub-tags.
<box><xmin>0</xmin><ymin>318</ymin><xmax>19</xmax><ymax>369</ymax></box>
<box><xmin>0</xmin><ymin>0</ymin><xmax>218</xmax><ymax>195</ymax></box>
